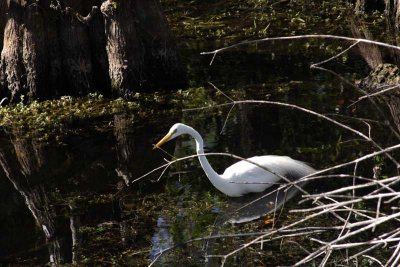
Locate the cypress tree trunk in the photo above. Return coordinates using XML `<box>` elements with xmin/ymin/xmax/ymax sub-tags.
<box><xmin>101</xmin><ymin>0</ymin><xmax>144</xmax><ymax>97</ymax></box>
<box><xmin>0</xmin><ymin>3</ymin><xmax>23</xmax><ymax>101</ymax></box>
<box><xmin>0</xmin><ymin>0</ymin><xmax>186</xmax><ymax>102</ymax></box>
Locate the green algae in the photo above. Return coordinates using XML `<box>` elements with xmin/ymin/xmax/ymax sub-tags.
<box><xmin>0</xmin><ymin>94</ymin><xmax>138</xmax><ymax>140</ymax></box>
<box><xmin>0</xmin><ymin>87</ymin><xmax>231</xmax><ymax>141</ymax></box>
<box><xmin>0</xmin><ymin>91</ymin><xmax>185</xmax><ymax>141</ymax></box>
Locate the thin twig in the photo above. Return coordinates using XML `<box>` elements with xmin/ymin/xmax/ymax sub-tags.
<box><xmin>201</xmin><ymin>35</ymin><xmax>400</xmax><ymax>62</ymax></box>
<box><xmin>184</xmin><ymin>99</ymin><xmax>400</xmax><ymax>167</ymax></box>
<box><xmin>311</xmin><ymin>40</ymin><xmax>361</xmax><ymax>67</ymax></box>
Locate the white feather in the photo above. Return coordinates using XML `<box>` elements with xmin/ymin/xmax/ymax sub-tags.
<box><xmin>221</xmin><ymin>155</ymin><xmax>315</xmax><ymax>196</ymax></box>
<box><xmin>156</xmin><ymin>123</ymin><xmax>316</xmax><ymax>197</ymax></box>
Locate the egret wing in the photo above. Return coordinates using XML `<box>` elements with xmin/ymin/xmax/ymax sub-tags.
<box><xmin>222</xmin><ymin>155</ymin><xmax>315</xmax><ymax>183</ymax></box>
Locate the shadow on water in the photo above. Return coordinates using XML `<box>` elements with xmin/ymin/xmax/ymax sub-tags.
<box><xmin>0</xmin><ymin>51</ymin><xmax>390</xmax><ymax>266</ymax></box>
<box><xmin>0</xmin><ymin>69</ymin><xmax>398</xmax><ymax>265</ymax></box>
<box><xmin>0</xmin><ymin>82</ymin><xmax>346</xmax><ymax>266</ymax></box>
<box><xmin>0</xmin><ymin>117</ymin><xmax>175</xmax><ymax>265</ymax></box>
<box><xmin>3</xmin><ymin>9</ymin><xmax>400</xmax><ymax>267</ymax></box>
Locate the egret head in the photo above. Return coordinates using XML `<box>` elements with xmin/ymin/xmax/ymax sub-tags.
<box><xmin>154</xmin><ymin>123</ymin><xmax>188</xmax><ymax>149</ymax></box>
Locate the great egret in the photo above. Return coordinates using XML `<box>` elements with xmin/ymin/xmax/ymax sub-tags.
<box><xmin>154</xmin><ymin>123</ymin><xmax>315</xmax><ymax>197</ymax></box>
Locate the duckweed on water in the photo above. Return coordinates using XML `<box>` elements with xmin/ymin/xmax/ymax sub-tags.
<box><xmin>0</xmin><ymin>94</ymin><xmax>140</xmax><ymax>140</ymax></box>
<box><xmin>0</xmin><ymin>89</ymin><xmax>229</xmax><ymax>141</ymax></box>
<box><xmin>0</xmin><ymin>82</ymin><xmax>327</xmax><ymax>141</ymax></box>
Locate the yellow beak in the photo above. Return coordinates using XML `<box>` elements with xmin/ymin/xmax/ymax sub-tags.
<box><xmin>153</xmin><ymin>132</ymin><xmax>173</xmax><ymax>149</ymax></box>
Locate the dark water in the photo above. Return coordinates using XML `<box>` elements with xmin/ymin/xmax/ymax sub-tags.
<box><xmin>0</xmin><ymin>66</ymin><xmax>378</xmax><ymax>266</ymax></box>
<box><xmin>1</xmin><ymin>10</ymin><xmax>399</xmax><ymax>267</ymax></box>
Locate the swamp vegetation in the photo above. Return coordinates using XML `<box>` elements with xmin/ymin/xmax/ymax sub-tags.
<box><xmin>1</xmin><ymin>0</ymin><xmax>400</xmax><ymax>266</ymax></box>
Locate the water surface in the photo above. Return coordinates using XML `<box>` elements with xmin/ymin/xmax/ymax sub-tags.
<box><xmin>1</xmin><ymin>6</ymin><xmax>397</xmax><ymax>266</ymax></box>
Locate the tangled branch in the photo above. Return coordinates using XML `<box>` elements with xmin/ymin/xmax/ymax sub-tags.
<box><xmin>139</xmin><ymin>34</ymin><xmax>400</xmax><ymax>266</ymax></box>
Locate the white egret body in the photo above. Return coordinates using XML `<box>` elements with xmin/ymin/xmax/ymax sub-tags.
<box><xmin>155</xmin><ymin>123</ymin><xmax>315</xmax><ymax>197</ymax></box>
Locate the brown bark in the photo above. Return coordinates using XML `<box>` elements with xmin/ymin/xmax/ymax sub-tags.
<box><xmin>0</xmin><ymin>0</ymin><xmax>185</xmax><ymax>102</ymax></box>
<box><xmin>101</xmin><ymin>0</ymin><xmax>144</xmax><ymax>96</ymax></box>
<box><xmin>0</xmin><ymin>10</ymin><xmax>23</xmax><ymax>101</ymax></box>
<box><xmin>23</xmin><ymin>3</ymin><xmax>49</xmax><ymax>99</ymax></box>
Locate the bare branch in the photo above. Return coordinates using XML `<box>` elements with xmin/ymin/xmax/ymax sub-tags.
<box><xmin>201</xmin><ymin>35</ymin><xmax>400</xmax><ymax>65</ymax></box>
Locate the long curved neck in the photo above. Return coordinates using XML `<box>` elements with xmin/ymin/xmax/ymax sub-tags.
<box><xmin>189</xmin><ymin>129</ymin><xmax>219</xmax><ymax>177</ymax></box>
<box><xmin>185</xmin><ymin>127</ymin><xmax>228</xmax><ymax>191</ymax></box>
